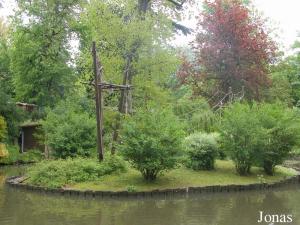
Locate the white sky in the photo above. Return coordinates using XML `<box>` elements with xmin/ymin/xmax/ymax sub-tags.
<box><xmin>0</xmin><ymin>0</ymin><xmax>300</xmax><ymax>53</ymax></box>
<box><xmin>176</xmin><ymin>0</ymin><xmax>300</xmax><ymax>52</ymax></box>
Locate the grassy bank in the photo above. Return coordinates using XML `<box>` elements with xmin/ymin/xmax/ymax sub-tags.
<box><xmin>70</xmin><ymin>160</ymin><xmax>296</xmax><ymax>192</ymax></box>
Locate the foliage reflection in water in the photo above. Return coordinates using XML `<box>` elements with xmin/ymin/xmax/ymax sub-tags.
<box><xmin>0</xmin><ymin>166</ymin><xmax>299</xmax><ymax>225</ymax></box>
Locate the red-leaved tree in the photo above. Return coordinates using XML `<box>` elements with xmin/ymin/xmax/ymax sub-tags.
<box><xmin>178</xmin><ymin>0</ymin><xmax>277</xmax><ymax>100</ymax></box>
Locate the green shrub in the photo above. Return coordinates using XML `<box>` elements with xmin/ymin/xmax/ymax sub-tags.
<box><xmin>0</xmin><ymin>146</ymin><xmax>44</xmax><ymax>165</ymax></box>
<box><xmin>0</xmin><ymin>116</ymin><xmax>7</xmax><ymax>142</ymax></box>
<box><xmin>174</xmin><ymin>94</ymin><xmax>216</xmax><ymax>133</ymax></box>
<box><xmin>291</xmin><ymin>147</ymin><xmax>300</xmax><ymax>156</ymax></box>
<box><xmin>220</xmin><ymin>102</ymin><xmax>300</xmax><ymax>176</ymax></box>
<box><xmin>126</xmin><ymin>185</ymin><xmax>137</xmax><ymax>192</ymax></box>
<box><xmin>18</xmin><ymin>149</ymin><xmax>44</xmax><ymax>164</ymax></box>
<box><xmin>0</xmin><ymin>91</ymin><xmax>26</xmax><ymax>143</ymax></box>
<box><xmin>119</xmin><ymin>107</ymin><xmax>184</xmax><ymax>181</ymax></box>
<box><xmin>257</xmin><ymin>103</ymin><xmax>300</xmax><ymax>175</ymax></box>
<box><xmin>42</xmin><ymin>96</ymin><xmax>96</xmax><ymax>159</ymax></box>
<box><xmin>220</xmin><ymin>103</ymin><xmax>267</xmax><ymax>175</ymax></box>
<box><xmin>184</xmin><ymin>132</ymin><xmax>219</xmax><ymax>170</ymax></box>
<box><xmin>27</xmin><ymin>155</ymin><xmax>127</xmax><ymax>188</ymax></box>
<box><xmin>0</xmin><ymin>145</ymin><xmax>18</xmax><ymax>164</ymax></box>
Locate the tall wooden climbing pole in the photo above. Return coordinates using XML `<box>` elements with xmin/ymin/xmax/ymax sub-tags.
<box><xmin>91</xmin><ymin>41</ymin><xmax>132</xmax><ymax>161</ymax></box>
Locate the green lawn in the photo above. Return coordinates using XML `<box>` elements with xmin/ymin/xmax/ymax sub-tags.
<box><xmin>71</xmin><ymin>160</ymin><xmax>297</xmax><ymax>192</ymax></box>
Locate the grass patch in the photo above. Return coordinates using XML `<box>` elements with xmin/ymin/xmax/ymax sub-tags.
<box><xmin>72</xmin><ymin>160</ymin><xmax>297</xmax><ymax>192</ymax></box>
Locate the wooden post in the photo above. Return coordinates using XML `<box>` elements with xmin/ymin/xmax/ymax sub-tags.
<box><xmin>92</xmin><ymin>41</ymin><xmax>104</xmax><ymax>161</ymax></box>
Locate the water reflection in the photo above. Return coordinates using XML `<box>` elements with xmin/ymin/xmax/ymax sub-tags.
<box><xmin>0</xmin><ymin>166</ymin><xmax>299</xmax><ymax>225</ymax></box>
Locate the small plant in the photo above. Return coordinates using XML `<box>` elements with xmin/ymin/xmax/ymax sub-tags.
<box><xmin>257</xmin><ymin>174</ymin><xmax>266</xmax><ymax>184</ymax></box>
<box><xmin>126</xmin><ymin>185</ymin><xmax>137</xmax><ymax>192</ymax></box>
<box><xmin>120</xmin><ymin>106</ymin><xmax>184</xmax><ymax>181</ymax></box>
<box><xmin>184</xmin><ymin>132</ymin><xmax>219</xmax><ymax>170</ymax></box>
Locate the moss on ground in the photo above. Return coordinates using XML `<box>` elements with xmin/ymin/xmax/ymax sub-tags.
<box><xmin>71</xmin><ymin>160</ymin><xmax>297</xmax><ymax>192</ymax></box>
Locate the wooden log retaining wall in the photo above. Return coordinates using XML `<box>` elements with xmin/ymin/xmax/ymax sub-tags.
<box><xmin>5</xmin><ymin>175</ymin><xmax>300</xmax><ymax>199</ymax></box>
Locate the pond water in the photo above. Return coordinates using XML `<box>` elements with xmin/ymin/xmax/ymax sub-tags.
<box><xmin>0</xmin><ymin>166</ymin><xmax>300</xmax><ymax>225</ymax></box>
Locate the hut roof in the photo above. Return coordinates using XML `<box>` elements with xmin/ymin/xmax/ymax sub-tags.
<box><xmin>20</xmin><ymin>121</ymin><xmax>42</xmax><ymax>128</ymax></box>
<box><xmin>16</xmin><ymin>102</ymin><xmax>37</xmax><ymax>107</ymax></box>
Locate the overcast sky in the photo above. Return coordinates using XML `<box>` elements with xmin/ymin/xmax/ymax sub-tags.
<box><xmin>1</xmin><ymin>0</ymin><xmax>299</xmax><ymax>52</ymax></box>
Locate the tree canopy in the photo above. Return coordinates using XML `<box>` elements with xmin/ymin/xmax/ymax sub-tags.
<box><xmin>10</xmin><ymin>0</ymin><xmax>82</xmax><ymax>107</ymax></box>
<box><xmin>177</xmin><ymin>0</ymin><xmax>277</xmax><ymax>100</ymax></box>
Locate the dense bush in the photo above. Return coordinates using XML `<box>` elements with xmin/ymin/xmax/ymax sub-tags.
<box><xmin>0</xmin><ymin>91</ymin><xmax>26</xmax><ymax>143</ymax></box>
<box><xmin>263</xmin><ymin>73</ymin><xmax>293</xmax><ymax>105</ymax></box>
<box><xmin>0</xmin><ymin>145</ymin><xmax>18</xmax><ymax>164</ymax></box>
<box><xmin>0</xmin><ymin>146</ymin><xmax>43</xmax><ymax>165</ymax></box>
<box><xmin>42</xmin><ymin>96</ymin><xmax>97</xmax><ymax>159</ymax></box>
<box><xmin>220</xmin><ymin>103</ymin><xmax>266</xmax><ymax>175</ymax></box>
<box><xmin>220</xmin><ymin>102</ymin><xmax>300</xmax><ymax>176</ymax></box>
<box><xmin>257</xmin><ymin>103</ymin><xmax>300</xmax><ymax>175</ymax></box>
<box><xmin>0</xmin><ymin>116</ymin><xmax>7</xmax><ymax>142</ymax></box>
<box><xmin>174</xmin><ymin>94</ymin><xmax>216</xmax><ymax>133</ymax></box>
<box><xmin>27</xmin><ymin>156</ymin><xmax>127</xmax><ymax>188</ymax></box>
<box><xmin>18</xmin><ymin>150</ymin><xmax>44</xmax><ymax>164</ymax></box>
<box><xmin>119</xmin><ymin>107</ymin><xmax>184</xmax><ymax>181</ymax></box>
<box><xmin>0</xmin><ymin>116</ymin><xmax>8</xmax><ymax>159</ymax></box>
<box><xmin>184</xmin><ymin>132</ymin><xmax>219</xmax><ymax>170</ymax></box>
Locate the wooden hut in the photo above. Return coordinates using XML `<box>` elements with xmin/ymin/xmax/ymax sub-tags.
<box><xmin>19</xmin><ymin>122</ymin><xmax>44</xmax><ymax>153</ymax></box>
<box><xmin>16</xmin><ymin>102</ymin><xmax>37</xmax><ymax>112</ymax></box>
<box><xmin>15</xmin><ymin>102</ymin><xmax>44</xmax><ymax>153</ymax></box>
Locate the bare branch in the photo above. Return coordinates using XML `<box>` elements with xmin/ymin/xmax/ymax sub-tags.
<box><xmin>172</xmin><ymin>21</ymin><xmax>193</xmax><ymax>35</ymax></box>
<box><xmin>166</xmin><ymin>0</ymin><xmax>187</xmax><ymax>9</ymax></box>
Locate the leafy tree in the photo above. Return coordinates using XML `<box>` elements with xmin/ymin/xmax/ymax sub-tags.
<box><xmin>42</xmin><ymin>95</ymin><xmax>96</xmax><ymax>159</ymax></box>
<box><xmin>78</xmin><ymin>0</ymin><xmax>185</xmax><ymax>150</ymax></box>
<box><xmin>78</xmin><ymin>0</ymin><xmax>181</xmax><ymax>101</ymax></box>
<box><xmin>119</xmin><ymin>106</ymin><xmax>184</xmax><ymax>181</ymax></box>
<box><xmin>178</xmin><ymin>0</ymin><xmax>277</xmax><ymax>100</ymax></box>
<box><xmin>0</xmin><ymin>19</ymin><xmax>25</xmax><ymax>143</ymax></box>
<box><xmin>0</xmin><ymin>18</ymin><xmax>14</xmax><ymax>96</ymax></box>
<box><xmin>262</xmin><ymin>72</ymin><xmax>293</xmax><ymax>105</ymax></box>
<box><xmin>184</xmin><ymin>132</ymin><xmax>219</xmax><ymax>170</ymax></box>
<box><xmin>10</xmin><ymin>0</ymin><xmax>82</xmax><ymax>107</ymax></box>
<box><xmin>269</xmin><ymin>42</ymin><xmax>300</xmax><ymax>106</ymax></box>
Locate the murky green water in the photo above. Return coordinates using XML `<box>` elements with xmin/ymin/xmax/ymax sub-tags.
<box><xmin>0</xmin><ymin>166</ymin><xmax>300</xmax><ymax>225</ymax></box>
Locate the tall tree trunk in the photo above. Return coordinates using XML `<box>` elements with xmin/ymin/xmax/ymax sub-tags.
<box><xmin>138</xmin><ymin>0</ymin><xmax>151</xmax><ymax>13</ymax></box>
